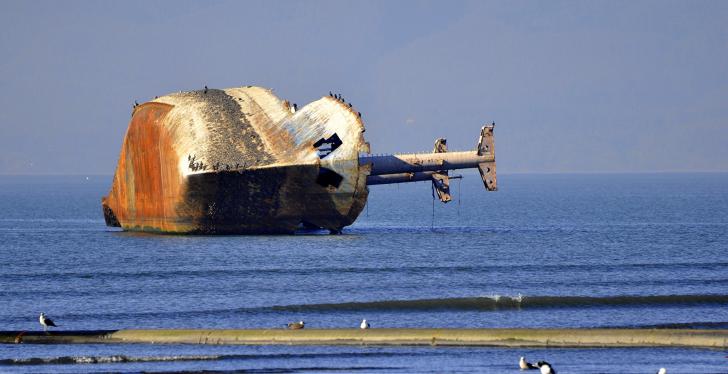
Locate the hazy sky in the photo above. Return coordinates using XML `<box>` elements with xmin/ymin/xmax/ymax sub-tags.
<box><xmin>1</xmin><ymin>0</ymin><xmax>726</xmax><ymax>174</ymax></box>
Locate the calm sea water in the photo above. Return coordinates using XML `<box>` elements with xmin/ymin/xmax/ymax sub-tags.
<box><xmin>0</xmin><ymin>173</ymin><xmax>727</xmax><ymax>373</ymax></box>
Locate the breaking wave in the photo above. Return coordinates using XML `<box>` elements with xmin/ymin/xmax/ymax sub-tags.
<box><xmin>3</xmin><ymin>294</ymin><xmax>727</xmax><ymax>325</ymax></box>
<box><xmin>262</xmin><ymin>294</ymin><xmax>728</xmax><ymax>312</ymax></box>
<box><xmin>0</xmin><ymin>355</ymin><xmax>220</xmax><ymax>366</ymax></box>
<box><xmin>627</xmin><ymin>321</ymin><xmax>728</xmax><ymax>329</ymax></box>
<box><xmin>0</xmin><ymin>352</ymin><xmax>411</xmax><ymax>366</ymax></box>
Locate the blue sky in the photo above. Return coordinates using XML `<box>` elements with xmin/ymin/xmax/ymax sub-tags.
<box><xmin>1</xmin><ymin>0</ymin><xmax>726</xmax><ymax>174</ymax></box>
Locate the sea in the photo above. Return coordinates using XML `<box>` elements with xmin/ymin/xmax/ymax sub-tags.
<box><xmin>0</xmin><ymin>173</ymin><xmax>726</xmax><ymax>373</ymax></box>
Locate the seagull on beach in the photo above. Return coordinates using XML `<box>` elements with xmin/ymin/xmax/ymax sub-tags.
<box><xmin>360</xmin><ymin>319</ymin><xmax>370</xmax><ymax>329</ymax></box>
<box><xmin>287</xmin><ymin>320</ymin><xmax>305</xmax><ymax>330</ymax></box>
<box><xmin>519</xmin><ymin>356</ymin><xmax>537</xmax><ymax>370</ymax></box>
<box><xmin>39</xmin><ymin>313</ymin><xmax>57</xmax><ymax>332</ymax></box>
<box><xmin>536</xmin><ymin>361</ymin><xmax>556</xmax><ymax>374</ymax></box>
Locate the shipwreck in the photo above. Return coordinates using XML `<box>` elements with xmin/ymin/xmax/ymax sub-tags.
<box><xmin>102</xmin><ymin>86</ymin><xmax>496</xmax><ymax>234</ymax></box>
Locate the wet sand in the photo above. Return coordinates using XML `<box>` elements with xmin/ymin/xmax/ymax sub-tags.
<box><xmin>2</xmin><ymin>328</ymin><xmax>726</xmax><ymax>348</ymax></box>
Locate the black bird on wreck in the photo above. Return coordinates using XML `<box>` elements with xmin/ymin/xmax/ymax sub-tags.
<box><xmin>102</xmin><ymin>86</ymin><xmax>497</xmax><ymax>234</ymax></box>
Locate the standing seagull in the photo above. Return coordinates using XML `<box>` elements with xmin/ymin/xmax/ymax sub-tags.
<box><xmin>360</xmin><ymin>319</ymin><xmax>370</xmax><ymax>329</ymax></box>
<box><xmin>39</xmin><ymin>313</ymin><xmax>57</xmax><ymax>332</ymax></box>
<box><xmin>519</xmin><ymin>357</ymin><xmax>537</xmax><ymax>370</ymax></box>
<box><xmin>536</xmin><ymin>361</ymin><xmax>556</xmax><ymax>374</ymax></box>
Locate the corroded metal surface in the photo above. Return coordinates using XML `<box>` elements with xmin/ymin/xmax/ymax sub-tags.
<box><xmin>103</xmin><ymin>87</ymin><xmax>368</xmax><ymax>234</ymax></box>
<box><xmin>476</xmin><ymin>125</ymin><xmax>497</xmax><ymax>191</ymax></box>
<box><xmin>103</xmin><ymin>87</ymin><xmax>496</xmax><ymax>234</ymax></box>
<box><xmin>361</xmin><ymin>124</ymin><xmax>497</xmax><ymax>194</ymax></box>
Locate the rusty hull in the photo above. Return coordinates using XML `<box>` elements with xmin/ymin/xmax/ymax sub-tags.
<box><xmin>103</xmin><ymin>87</ymin><xmax>369</xmax><ymax>234</ymax></box>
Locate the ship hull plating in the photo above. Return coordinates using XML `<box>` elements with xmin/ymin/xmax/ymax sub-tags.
<box><xmin>103</xmin><ymin>87</ymin><xmax>368</xmax><ymax>234</ymax></box>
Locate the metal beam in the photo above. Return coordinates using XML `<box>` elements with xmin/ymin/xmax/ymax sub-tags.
<box><xmin>361</xmin><ymin>151</ymin><xmax>494</xmax><ymax>176</ymax></box>
<box><xmin>366</xmin><ymin>171</ymin><xmax>462</xmax><ymax>186</ymax></box>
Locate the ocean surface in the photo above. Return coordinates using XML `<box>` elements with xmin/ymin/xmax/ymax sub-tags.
<box><xmin>0</xmin><ymin>173</ymin><xmax>727</xmax><ymax>373</ymax></box>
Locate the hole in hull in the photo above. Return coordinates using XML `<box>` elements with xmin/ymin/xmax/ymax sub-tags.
<box><xmin>313</xmin><ymin>133</ymin><xmax>342</xmax><ymax>158</ymax></box>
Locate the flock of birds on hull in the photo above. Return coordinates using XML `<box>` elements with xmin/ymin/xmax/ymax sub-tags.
<box><xmin>327</xmin><ymin>91</ymin><xmax>363</xmax><ymax>118</ymax></box>
<box><xmin>132</xmin><ymin>87</ymin><xmax>363</xmax><ymax>119</ymax></box>
<box><xmin>34</xmin><ymin>313</ymin><xmax>667</xmax><ymax>373</ymax></box>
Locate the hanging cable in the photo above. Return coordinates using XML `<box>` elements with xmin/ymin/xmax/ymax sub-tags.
<box><xmin>457</xmin><ymin>177</ymin><xmax>461</xmax><ymax>217</ymax></box>
<box><xmin>431</xmin><ymin>182</ymin><xmax>435</xmax><ymax>229</ymax></box>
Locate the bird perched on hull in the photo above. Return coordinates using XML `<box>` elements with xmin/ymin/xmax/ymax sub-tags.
<box><xmin>519</xmin><ymin>356</ymin><xmax>537</xmax><ymax>370</ymax></box>
<box><xmin>39</xmin><ymin>313</ymin><xmax>57</xmax><ymax>332</ymax></box>
<box><xmin>360</xmin><ymin>319</ymin><xmax>370</xmax><ymax>329</ymax></box>
<box><xmin>536</xmin><ymin>361</ymin><xmax>556</xmax><ymax>374</ymax></box>
<box><xmin>287</xmin><ymin>320</ymin><xmax>305</xmax><ymax>330</ymax></box>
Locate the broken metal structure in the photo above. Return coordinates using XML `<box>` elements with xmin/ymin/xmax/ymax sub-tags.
<box><xmin>102</xmin><ymin>86</ymin><xmax>496</xmax><ymax>234</ymax></box>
